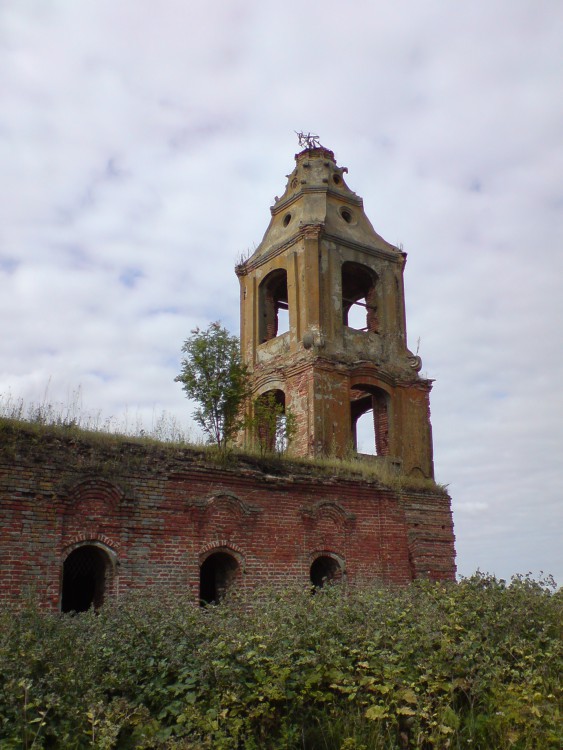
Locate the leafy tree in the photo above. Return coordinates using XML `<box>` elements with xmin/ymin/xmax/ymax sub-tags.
<box><xmin>175</xmin><ymin>322</ymin><xmax>249</xmax><ymax>451</ymax></box>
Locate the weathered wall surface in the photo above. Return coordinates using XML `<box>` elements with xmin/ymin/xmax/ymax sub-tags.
<box><xmin>0</xmin><ymin>423</ymin><xmax>455</xmax><ymax>609</ymax></box>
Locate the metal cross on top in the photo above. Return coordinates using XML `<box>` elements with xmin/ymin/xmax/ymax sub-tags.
<box><xmin>295</xmin><ymin>131</ymin><xmax>321</xmax><ymax>149</ymax></box>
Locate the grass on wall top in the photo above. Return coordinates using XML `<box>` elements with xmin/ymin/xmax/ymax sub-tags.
<box><xmin>0</xmin><ymin>391</ymin><xmax>445</xmax><ymax>493</ymax></box>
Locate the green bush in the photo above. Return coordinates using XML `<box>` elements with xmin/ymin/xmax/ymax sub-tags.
<box><xmin>0</xmin><ymin>575</ymin><xmax>561</xmax><ymax>749</ymax></box>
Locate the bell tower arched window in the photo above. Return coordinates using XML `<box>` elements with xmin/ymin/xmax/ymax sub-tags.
<box><xmin>342</xmin><ymin>262</ymin><xmax>379</xmax><ymax>333</ymax></box>
<box><xmin>259</xmin><ymin>269</ymin><xmax>289</xmax><ymax>343</ymax></box>
<box><xmin>253</xmin><ymin>389</ymin><xmax>288</xmax><ymax>454</ymax></box>
<box><xmin>351</xmin><ymin>385</ymin><xmax>390</xmax><ymax>456</ymax></box>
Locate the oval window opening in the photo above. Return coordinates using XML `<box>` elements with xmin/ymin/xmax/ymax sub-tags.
<box><xmin>283</xmin><ymin>213</ymin><xmax>292</xmax><ymax>227</ymax></box>
<box><xmin>341</xmin><ymin>209</ymin><xmax>352</xmax><ymax>224</ymax></box>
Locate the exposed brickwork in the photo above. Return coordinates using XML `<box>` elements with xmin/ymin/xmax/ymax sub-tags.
<box><xmin>373</xmin><ymin>391</ymin><xmax>389</xmax><ymax>456</ymax></box>
<box><xmin>0</xmin><ymin>425</ymin><xmax>456</xmax><ymax>609</ymax></box>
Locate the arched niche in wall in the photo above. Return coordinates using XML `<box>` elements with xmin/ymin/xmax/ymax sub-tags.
<box><xmin>62</xmin><ymin>478</ymin><xmax>125</xmax><ymax>530</ymax></box>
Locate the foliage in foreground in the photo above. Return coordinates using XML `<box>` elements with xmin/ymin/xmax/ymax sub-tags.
<box><xmin>0</xmin><ymin>575</ymin><xmax>561</xmax><ymax>749</ymax></box>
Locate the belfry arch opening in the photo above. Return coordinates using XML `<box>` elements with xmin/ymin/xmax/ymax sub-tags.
<box><xmin>254</xmin><ymin>388</ymin><xmax>288</xmax><ymax>454</ymax></box>
<box><xmin>259</xmin><ymin>268</ymin><xmax>289</xmax><ymax>343</ymax></box>
<box><xmin>342</xmin><ymin>261</ymin><xmax>379</xmax><ymax>332</ymax></box>
<box><xmin>355</xmin><ymin>410</ymin><xmax>376</xmax><ymax>455</ymax></box>
<box><xmin>61</xmin><ymin>545</ymin><xmax>110</xmax><ymax>613</ymax></box>
<box><xmin>351</xmin><ymin>385</ymin><xmax>390</xmax><ymax>456</ymax></box>
<box><xmin>199</xmin><ymin>551</ymin><xmax>239</xmax><ymax>605</ymax></box>
<box><xmin>310</xmin><ymin>555</ymin><xmax>343</xmax><ymax>588</ymax></box>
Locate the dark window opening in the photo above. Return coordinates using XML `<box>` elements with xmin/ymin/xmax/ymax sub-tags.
<box><xmin>351</xmin><ymin>386</ymin><xmax>390</xmax><ymax>456</ymax></box>
<box><xmin>310</xmin><ymin>556</ymin><xmax>342</xmax><ymax>588</ymax></box>
<box><xmin>342</xmin><ymin>261</ymin><xmax>379</xmax><ymax>333</ymax></box>
<box><xmin>259</xmin><ymin>269</ymin><xmax>289</xmax><ymax>342</ymax></box>
<box><xmin>199</xmin><ymin>552</ymin><xmax>239</xmax><ymax>605</ymax></box>
<box><xmin>61</xmin><ymin>545</ymin><xmax>109</xmax><ymax>613</ymax></box>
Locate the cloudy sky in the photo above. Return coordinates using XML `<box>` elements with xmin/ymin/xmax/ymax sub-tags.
<box><xmin>2</xmin><ymin>1</ymin><xmax>562</xmax><ymax>584</ymax></box>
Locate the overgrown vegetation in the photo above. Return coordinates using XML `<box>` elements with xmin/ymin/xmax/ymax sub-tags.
<box><xmin>0</xmin><ymin>411</ymin><xmax>442</xmax><ymax>494</ymax></box>
<box><xmin>0</xmin><ymin>389</ymin><xmax>195</xmax><ymax>445</ymax></box>
<box><xmin>174</xmin><ymin>322</ymin><xmax>296</xmax><ymax>459</ymax></box>
<box><xmin>247</xmin><ymin>391</ymin><xmax>297</xmax><ymax>457</ymax></box>
<box><xmin>0</xmin><ymin>575</ymin><xmax>560</xmax><ymax>749</ymax></box>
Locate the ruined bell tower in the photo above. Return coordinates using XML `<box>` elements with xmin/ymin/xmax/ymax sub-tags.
<box><xmin>236</xmin><ymin>141</ymin><xmax>435</xmax><ymax>478</ymax></box>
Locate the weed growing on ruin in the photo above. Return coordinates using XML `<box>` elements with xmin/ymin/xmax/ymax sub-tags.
<box><xmin>245</xmin><ymin>391</ymin><xmax>296</xmax><ymax>456</ymax></box>
<box><xmin>0</xmin><ymin>389</ymin><xmax>196</xmax><ymax>445</ymax></box>
<box><xmin>0</xmin><ymin>409</ymin><xmax>446</xmax><ymax>493</ymax></box>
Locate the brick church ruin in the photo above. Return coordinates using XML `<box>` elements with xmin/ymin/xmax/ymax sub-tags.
<box><xmin>0</xmin><ymin>142</ymin><xmax>456</xmax><ymax>611</ymax></box>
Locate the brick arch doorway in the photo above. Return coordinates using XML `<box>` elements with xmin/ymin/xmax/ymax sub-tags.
<box><xmin>199</xmin><ymin>550</ymin><xmax>240</xmax><ymax>605</ymax></box>
<box><xmin>61</xmin><ymin>544</ymin><xmax>113</xmax><ymax>613</ymax></box>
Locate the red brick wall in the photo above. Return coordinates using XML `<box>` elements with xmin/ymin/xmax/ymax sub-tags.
<box><xmin>0</xmin><ymin>424</ymin><xmax>455</xmax><ymax>609</ymax></box>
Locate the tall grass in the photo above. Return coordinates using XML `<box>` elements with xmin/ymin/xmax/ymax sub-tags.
<box><xmin>0</xmin><ymin>390</ymin><xmax>444</xmax><ymax>489</ymax></box>
<box><xmin>0</xmin><ymin>388</ymin><xmax>197</xmax><ymax>445</ymax></box>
